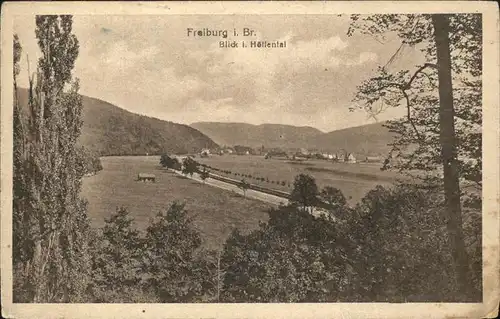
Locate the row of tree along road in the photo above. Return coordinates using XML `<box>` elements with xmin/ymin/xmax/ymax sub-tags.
<box><xmin>160</xmin><ymin>153</ymin><xmax>348</xmax><ymax>213</ymax></box>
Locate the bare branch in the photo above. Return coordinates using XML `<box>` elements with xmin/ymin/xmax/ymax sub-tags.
<box><xmin>405</xmin><ymin>63</ymin><xmax>437</xmax><ymax>89</ymax></box>
<box><xmin>401</xmin><ymin>90</ymin><xmax>423</xmax><ymax>141</ymax></box>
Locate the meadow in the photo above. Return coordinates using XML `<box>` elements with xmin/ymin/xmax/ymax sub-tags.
<box><xmin>81</xmin><ymin>156</ymin><xmax>272</xmax><ymax>250</ymax></box>
<box><xmin>81</xmin><ymin>155</ymin><xmax>402</xmax><ymax>249</ymax></box>
<box><xmin>196</xmin><ymin>155</ymin><xmax>401</xmax><ymax>204</ymax></box>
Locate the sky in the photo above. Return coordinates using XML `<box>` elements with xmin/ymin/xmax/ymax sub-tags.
<box><xmin>14</xmin><ymin>14</ymin><xmax>426</xmax><ymax>132</ymax></box>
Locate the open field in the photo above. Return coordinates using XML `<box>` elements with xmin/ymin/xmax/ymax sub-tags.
<box><xmin>81</xmin><ymin>155</ymin><xmax>402</xmax><ymax>249</ymax></box>
<box><xmin>81</xmin><ymin>156</ymin><xmax>272</xmax><ymax>250</ymax></box>
<box><xmin>196</xmin><ymin>155</ymin><xmax>402</xmax><ymax>204</ymax></box>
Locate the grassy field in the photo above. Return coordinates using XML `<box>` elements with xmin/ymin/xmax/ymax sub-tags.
<box><xmin>81</xmin><ymin>156</ymin><xmax>272</xmax><ymax>250</ymax></box>
<box><xmin>196</xmin><ymin>155</ymin><xmax>402</xmax><ymax>204</ymax></box>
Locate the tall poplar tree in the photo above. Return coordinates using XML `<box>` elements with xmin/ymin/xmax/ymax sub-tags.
<box><xmin>13</xmin><ymin>15</ymin><xmax>92</xmax><ymax>302</ymax></box>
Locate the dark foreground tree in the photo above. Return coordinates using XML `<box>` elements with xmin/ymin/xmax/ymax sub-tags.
<box><xmin>160</xmin><ymin>153</ymin><xmax>179</xmax><ymax>171</ymax></box>
<box><xmin>78</xmin><ymin>146</ymin><xmax>103</xmax><ymax>176</ymax></box>
<box><xmin>182</xmin><ymin>156</ymin><xmax>199</xmax><ymax>177</ymax></box>
<box><xmin>289</xmin><ymin>174</ymin><xmax>319</xmax><ymax>211</ymax></box>
<box><xmin>220</xmin><ymin>205</ymin><xmax>351</xmax><ymax>302</ymax></box>
<box><xmin>142</xmin><ymin>202</ymin><xmax>212</xmax><ymax>302</ymax></box>
<box><xmin>13</xmin><ymin>15</ymin><xmax>93</xmax><ymax>302</ymax></box>
<box><xmin>89</xmin><ymin>208</ymin><xmax>147</xmax><ymax>302</ymax></box>
<box><xmin>349</xmin><ymin>14</ymin><xmax>481</xmax><ymax>299</ymax></box>
<box><xmin>320</xmin><ymin>186</ymin><xmax>347</xmax><ymax>208</ymax></box>
<box><xmin>431</xmin><ymin>14</ymin><xmax>470</xmax><ymax>295</ymax></box>
<box><xmin>219</xmin><ymin>183</ymin><xmax>479</xmax><ymax>302</ymax></box>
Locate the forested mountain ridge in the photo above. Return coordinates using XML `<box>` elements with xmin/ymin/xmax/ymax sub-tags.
<box><xmin>16</xmin><ymin>88</ymin><xmax>218</xmax><ymax>156</ymax></box>
<box><xmin>192</xmin><ymin>121</ymin><xmax>395</xmax><ymax>156</ymax></box>
<box><xmin>190</xmin><ymin>122</ymin><xmax>324</xmax><ymax>149</ymax></box>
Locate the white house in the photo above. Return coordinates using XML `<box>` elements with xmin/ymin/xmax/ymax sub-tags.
<box><xmin>200</xmin><ymin>148</ymin><xmax>210</xmax><ymax>157</ymax></box>
<box><xmin>346</xmin><ymin>153</ymin><xmax>357</xmax><ymax>163</ymax></box>
<box><xmin>299</xmin><ymin>148</ymin><xmax>310</xmax><ymax>156</ymax></box>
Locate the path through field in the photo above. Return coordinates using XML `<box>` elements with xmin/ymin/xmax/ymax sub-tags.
<box><xmin>196</xmin><ymin>155</ymin><xmax>398</xmax><ymax>204</ymax></box>
<box><xmin>174</xmin><ymin>169</ymin><xmax>330</xmax><ymax>218</ymax></box>
<box><xmin>173</xmin><ymin>170</ymin><xmax>287</xmax><ymax>206</ymax></box>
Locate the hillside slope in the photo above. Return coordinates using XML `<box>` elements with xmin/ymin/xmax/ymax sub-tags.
<box><xmin>192</xmin><ymin>120</ymin><xmax>395</xmax><ymax>157</ymax></box>
<box><xmin>308</xmin><ymin>122</ymin><xmax>396</xmax><ymax>156</ymax></box>
<box><xmin>190</xmin><ymin>122</ymin><xmax>323</xmax><ymax>149</ymax></box>
<box><xmin>16</xmin><ymin>88</ymin><xmax>218</xmax><ymax>156</ymax></box>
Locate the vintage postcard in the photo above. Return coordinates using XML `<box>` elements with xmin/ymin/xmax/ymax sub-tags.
<box><xmin>1</xmin><ymin>1</ymin><xmax>499</xmax><ymax>318</ymax></box>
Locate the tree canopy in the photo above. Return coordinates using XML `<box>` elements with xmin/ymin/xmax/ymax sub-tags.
<box><xmin>13</xmin><ymin>15</ymin><xmax>92</xmax><ymax>302</ymax></box>
<box><xmin>289</xmin><ymin>174</ymin><xmax>319</xmax><ymax>209</ymax></box>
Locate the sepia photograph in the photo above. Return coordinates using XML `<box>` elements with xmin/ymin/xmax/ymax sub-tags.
<box><xmin>1</xmin><ymin>2</ymin><xmax>499</xmax><ymax>319</ymax></box>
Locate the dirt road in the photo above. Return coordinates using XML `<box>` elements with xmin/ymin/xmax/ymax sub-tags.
<box><xmin>173</xmin><ymin>170</ymin><xmax>329</xmax><ymax>218</ymax></box>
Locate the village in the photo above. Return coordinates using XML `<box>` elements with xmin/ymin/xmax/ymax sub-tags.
<box><xmin>197</xmin><ymin>146</ymin><xmax>383</xmax><ymax>164</ymax></box>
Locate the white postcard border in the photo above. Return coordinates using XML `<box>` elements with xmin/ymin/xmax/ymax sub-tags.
<box><xmin>1</xmin><ymin>2</ymin><xmax>498</xmax><ymax>319</ymax></box>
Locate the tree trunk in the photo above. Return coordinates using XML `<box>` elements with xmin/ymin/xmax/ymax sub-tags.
<box><xmin>432</xmin><ymin>14</ymin><xmax>471</xmax><ymax>298</ymax></box>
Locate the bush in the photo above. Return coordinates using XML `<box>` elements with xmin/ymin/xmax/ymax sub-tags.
<box><xmin>290</xmin><ymin>174</ymin><xmax>318</xmax><ymax>209</ymax></box>
<box><xmin>320</xmin><ymin>186</ymin><xmax>347</xmax><ymax>208</ymax></box>
<box><xmin>89</xmin><ymin>208</ymin><xmax>145</xmax><ymax>302</ymax></box>
<box><xmin>79</xmin><ymin>147</ymin><xmax>103</xmax><ymax>175</ymax></box>
<box><xmin>220</xmin><ymin>183</ymin><xmax>481</xmax><ymax>302</ymax></box>
<box><xmin>142</xmin><ymin>202</ymin><xmax>214</xmax><ymax>302</ymax></box>
<box><xmin>221</xmin><ymin>206</ymin><xmax>347</xmax><ymax>302</ymax></box>
<box><xmin>341</xmin><ymin>184</ymin><xmax>478</xmax><ymax>301</ymax></box>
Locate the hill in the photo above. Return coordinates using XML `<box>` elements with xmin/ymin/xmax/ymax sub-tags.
<box><xmin>191</xmin><ymin>121</ymin><xmax>395</xmax><ymax>157</ymax></box>
<box><xmin>308</xmin><ymin>122</ymin><xmax>396</xmax><ymax>156</ymax></box>
<box><xmin>190</xmin><ymin>122</ymin><xmax>323</xmax><ymax>149</ymax></box>
<box><xmin>16</xmin><ymin>88</ymin><xmax>218</xmax><ymax>156</ymax></box>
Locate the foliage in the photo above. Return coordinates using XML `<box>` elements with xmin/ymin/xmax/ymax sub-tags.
<box><xmin>238</xmin><ymin>179</ymin><xmax>250</xmax><ymax>197</ymax></box>
<box><xmin>349</xmin><ymin>13</ymin><xmax>481</xmax><ymax>191</ymax></box>
<box><xmin>13</xmin><ymin>34</ymin><xmax>22</xmax><ymax>82</ymax></box>
<box><xmin>160</xmin><ymin>153</ymin><xmax>179</xmax><ymax>170</ymax></box>
<box><xmin>220</xmin><ymin>205</ymin><xmax>350</xmax><ymax>302</ymax></box>
<box><xmin>289</xmin><ymin>174</ymin><xmax>319</xmax><ymax>209</ymax></box>
<box><xmin>233</xmin><ymin>145</ymin><xmax>254</xmax><ymax>155</ymax></box>
<box><xmin>345</xmin><ymin>183</ymin><xmax>480</xmax><ymax>301</ymax></box>
<box><xmin>89</xmin><ymin>208</ymin><xmax>146</xmax><ymax>302</ymax></box>
<box><xmin>13</xmin><ymin>15</ymin><xmax>94</xmax><ymax>303</ymax></box>
<box><xmin>182</xmin><ymin>157</ymin><xmax>199</xmax><ymax>177</ymax></box>
<box><xmin>200</xmin><ymin>168</ymin><xmax>210</xmax><ymax>183</ymax></box>
<box><xmin>218</xmin><ymin>182</ymin><xmax>481</xmax><ymax>302</ymax></box>
<box><xmin>348</xmin><ymin>13</ymin><xmax>482</xmax><ymax>297</ymax></box>
<box><xmin>320</xmin><ymin>186</ymin><xmax>347</xmax><ymax>208</ymax></box>
<box><xmin>78</xmin><ymin>146</ymin><xmax>103</xmax><ymax>175</ymax></box>
<box><xmin>141</xmin><ymin>202</ymin><xmax>213</xmax><ymax>302</ymax></box>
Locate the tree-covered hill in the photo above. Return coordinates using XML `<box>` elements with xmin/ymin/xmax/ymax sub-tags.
<box><xmin>190</xmin><ymin>122</ymin><xmax>323</xmax><ymax>149</ymax></box>
<box><xmin>191</xmin><ymin>121</ymin><xmax>396</xmax><ymax>156</ymax></box>
<box><xmin>16</xmin><ymin>88</ymin><xmax>218</xmax><ymax>156</ymax></box>
<box><xmin>307</xmin><ymin>122</ymin><xmax>397</xmax><ymax>156</ymax></box>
